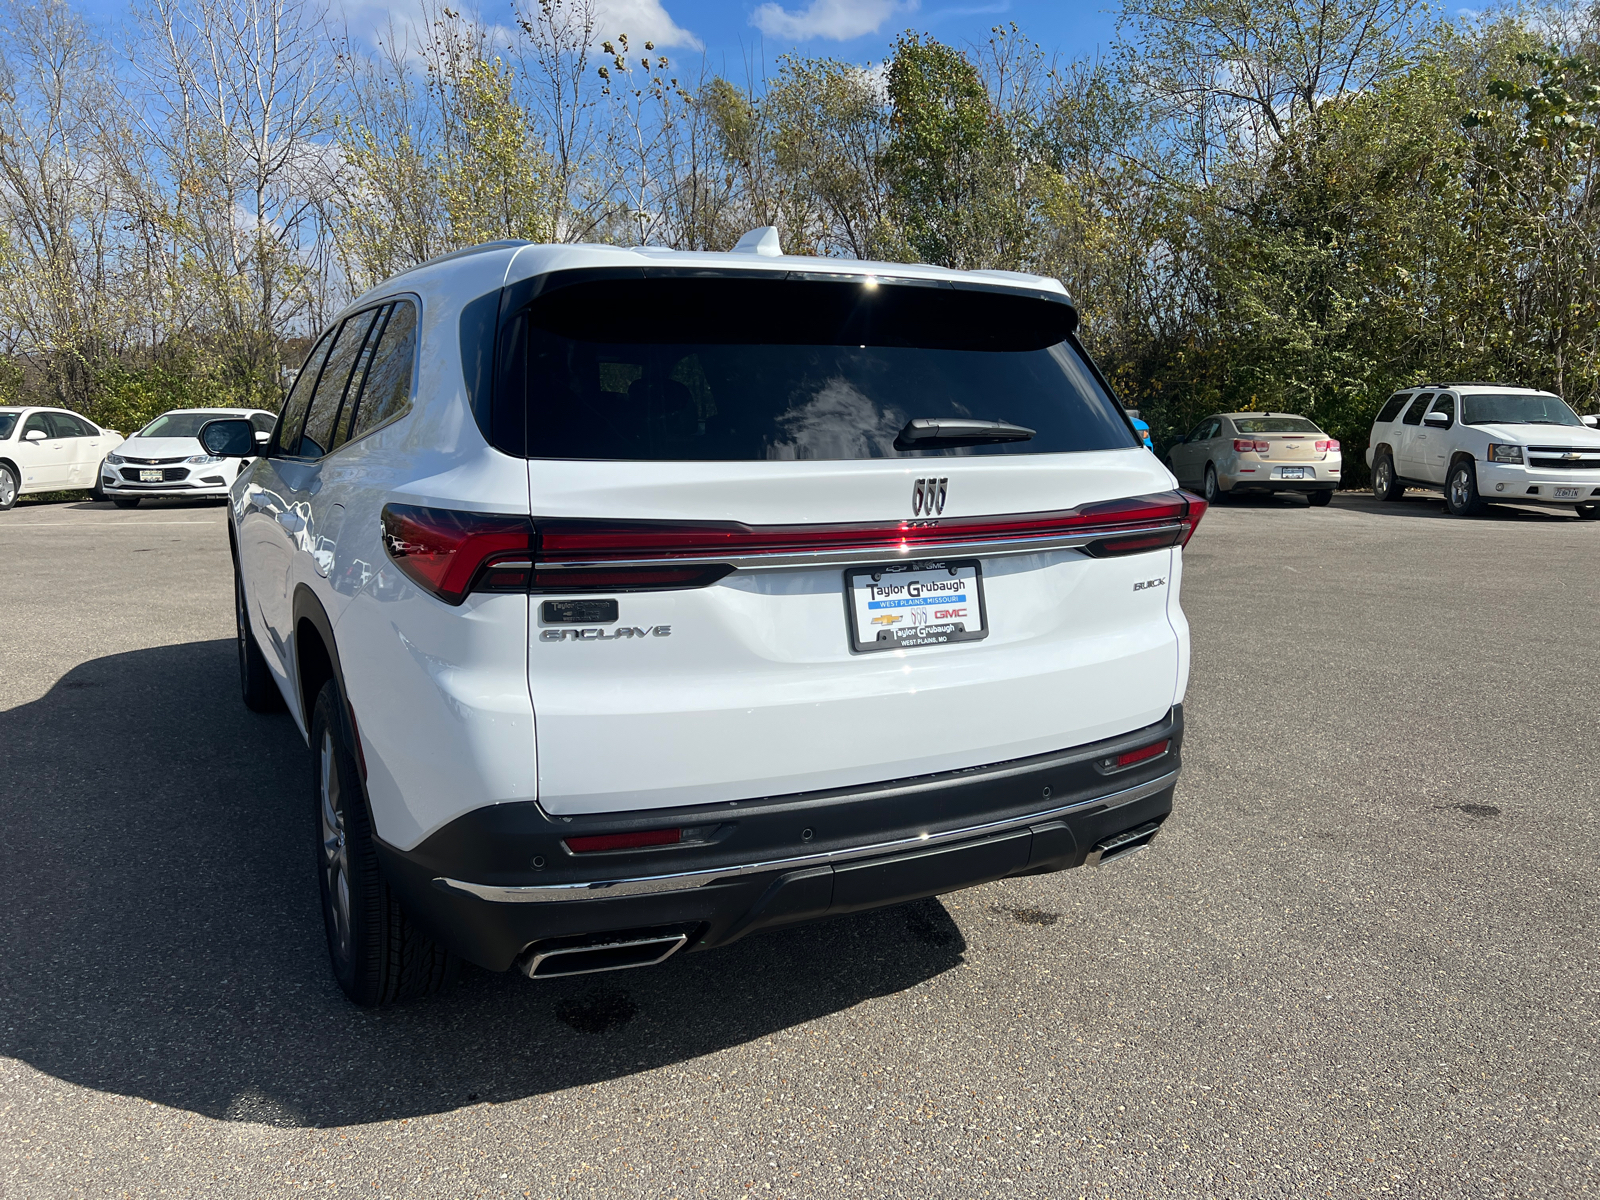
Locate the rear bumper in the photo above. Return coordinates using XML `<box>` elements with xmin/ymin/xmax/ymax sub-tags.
<box><xmin>375</xmin><ymin>707</ymin><xmax>1184</xmax><ymax>971</ymax></box>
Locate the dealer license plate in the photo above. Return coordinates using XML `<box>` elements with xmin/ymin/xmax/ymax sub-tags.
<box><xmin>1279</xmin><ymin>467</ymin><xmax>1308</xmax><ymax>479</ymax></box>
<box><xmin>1555</xmin><ymin>486</ymin><xmax>1582</xmax><ymax>500</ymax></box>
<box><xmin>139</xmin><ymin>469</ymin><xmax>162</xmax><ymax>482</ymax></box>
<box><xmin>845</xmin><ymin>560</ymin><xmax>987</xmax><ymax>653</ymax></box>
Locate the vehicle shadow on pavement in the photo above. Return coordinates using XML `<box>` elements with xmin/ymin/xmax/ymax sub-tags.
<box><xmin>0</xmin><ymin>641</ymin><xmax>965</xmax><ymax>1128</ymax></box>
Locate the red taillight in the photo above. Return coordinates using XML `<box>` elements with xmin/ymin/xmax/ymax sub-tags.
<box><xmin>380</xmin><ymin>504</ymin><xmax>533</xmax><ymax>605</ymax></box>
<box><xmin>1233</xmin><ymin>438</ymin><xmax>1269</xmax><ymax>453</ymax></box>
<box><xmin>564</xmin><ymin>828</ymin><xmax>681</xmax><ymax>853</ymax></box>
<box><xmin>1097</xmin><ymin>738</ymin><xmax>1170</xmax><ymax>772</ymax></box>
<box><xmin>1315</xmin><ymin>439</ymin><xmax>1340</xmax><ymax>454</ymax></box>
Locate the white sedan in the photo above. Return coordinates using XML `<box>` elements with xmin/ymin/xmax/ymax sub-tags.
<box><xmin>0</xmin><ymin>406</ymin><xmax>125</xmax><ymax>510</ymax></box>
<box><xmin>101</xmin><ymin>408</ymin><xmax>276</xmax><ymax>507</ymax></box>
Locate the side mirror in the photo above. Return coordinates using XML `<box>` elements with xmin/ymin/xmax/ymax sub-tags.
<box><xmin>23</xmin><ymin>428</ymin><xmax>46</xmax><ymax>442</ymax></box>
<box><xmin>1584</xmin><ymin>415</ymin><xmax>1599</xmax><ymax>428</ymax></box>
<box><xmin>1423</xmin><ymin>411</ymin><xmax>1450</xmax><ymax>426</ymax></box>
<box><xmin>198</xmin><ymin>417</ymin><xmax>256</xmax><ymax>458</ymax></box>
<box><xmin>254</xmin><ymin>429</ymin><xmax>271</xmax><ymax>446</ymax></box>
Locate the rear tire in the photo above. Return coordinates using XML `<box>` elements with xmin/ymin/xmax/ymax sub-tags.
<box><xmin>1445</xmin><ymin>459</ymin><xmax>1486</xmax><ymax>517</ymax></box>
<box><xmin>112</xmin><ymin>496</ymin><xmax>140</xmax><ymax>509</ymax></box>
<box><xmin>1372</xmin><ymin>453</ymin><xmax>1403</xmax><ymax>501</ymax></box>
<box><xmin>1577</xmin><ymin>504</ymin><xmax>1600</xmax><ymax>520</ymax></box>
<box><xmin>0</xmin><ymin>464</ymin><xmax>17</xmax><ymax>511</ymax></box>
<box><xmin>1203</xmin><ymin>463</ymin><xmax>1225</xmax><ymax>504</ymax></box>
<box><xmin>235</xmin><ymin>565</ymin><xmax>285</xmax><ymax>713</ymax></box>
<box><xmin>1308</xmin><ymin>489</ymin><xmax>1333</xmax><ymax>507</ymax></box>
<box><xmin>312</xmin><ymin>681</ymin><xmax>457</xmax><ymax>1007</ymax></box>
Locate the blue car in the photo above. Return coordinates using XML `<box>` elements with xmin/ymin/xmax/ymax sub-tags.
<box><xmin>1126</xmin><ymin>409</ymin><xmax>1153</xmax><ymax>450</ymax></box>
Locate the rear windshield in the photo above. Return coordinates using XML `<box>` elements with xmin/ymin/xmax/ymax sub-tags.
<box><xmin>500</xmin><ymin>277</ymin><xmax>1137</xmax><ymax>461</ymax></box>
<box><xmin>1461</xmin><ymin>393</ymin><xmax>1582</xmax><ymax>427</ymax></box>
<box><xmin>0</xmin><ymin>413</ymin><xmax>16</xmax><ymax>440</ymax></box>
<box><xmin>139</xmin><ymin>412</ymin><xmax>232</xmax><ymax>439</ymax></box>
<box><xmin>1232</xmin><ymin>417</ymin><xmax>1322</xmax><ymax>434</ymax></box>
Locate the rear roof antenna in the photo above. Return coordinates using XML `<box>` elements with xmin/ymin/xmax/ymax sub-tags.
<box><xmin>732</xmin><ymin>226</ymin><xmax>783</xmax><ymax>257</ymax></box>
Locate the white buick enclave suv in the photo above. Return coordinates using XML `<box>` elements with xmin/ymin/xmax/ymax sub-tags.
<box><xmin>211</xmin><ymin>234</ymin><xmax>1205</xmax><ymax>1006</ymax></box>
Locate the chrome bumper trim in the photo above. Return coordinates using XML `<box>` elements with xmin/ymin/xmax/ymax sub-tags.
<box><xmin>533</xmin><ymin>523</ymin><xmax>1185</xmax><ymax>574</ymax></box>
<box><xmin>434</xmin><ymin>768</ymin><xmax>1179</xmax><ymax>904</ymax></box>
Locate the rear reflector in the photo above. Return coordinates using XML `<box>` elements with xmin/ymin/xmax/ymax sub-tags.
<box><xmin>565</xmin><ymin>828</ymin><xmax>682</xmax><ymax>853</ymax></box>
<box><xmin>1096</xmin><ymin>739</ymin><xmax>1171</xmax><ymax>772</ymax></box>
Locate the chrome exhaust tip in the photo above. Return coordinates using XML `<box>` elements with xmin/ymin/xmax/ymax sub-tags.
<box><xmin>1086</xmin><ymin>821</ymin><xmax>1163</xmax><ymax>869</ymax></box>
<box><xmin>518</xmin><ymin>926</ymin><xmax>693</xmax><ymax>979</ymax></box>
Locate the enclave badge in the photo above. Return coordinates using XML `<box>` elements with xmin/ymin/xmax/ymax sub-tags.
<box><xmin>913</xmin><ymin>477</ymin><xmax>948</xmax><ymax>516</ymax></box>
<box><xmin>540</xmin><ymin>625</ymin><xmax>672</xmax><ymax>641</ymax></box>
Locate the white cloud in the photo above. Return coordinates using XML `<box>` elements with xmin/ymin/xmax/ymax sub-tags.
<box><xmin>592</xmin><ymin>0</ymin><xmax>702</xmax><ymax>49</ymax></box>
<box><xmin>750</xmin><ymin>0</ymin><xmax>918</xmax><ymax>43</ymax></box>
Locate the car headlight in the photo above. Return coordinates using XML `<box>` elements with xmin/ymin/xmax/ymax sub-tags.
<box><xmin>105</xmin><ymin>452</ymin><xmax>124</xmax><ymax>465</ymax></box>
<box><xmin>1487</xmin><ymin>443</ymin><xmax>1524</xmax><ymax>464</ymax></box>
<box><xmin>185</xmin><ymin>454</ymin><xmax>226</xmax><ymax>465</ymax></box>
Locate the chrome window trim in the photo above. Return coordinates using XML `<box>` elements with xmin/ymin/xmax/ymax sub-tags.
<box><xmin>434</xmin><ymin>767</ymin><xmax>1178</xmax><ymax>904</ymax></box>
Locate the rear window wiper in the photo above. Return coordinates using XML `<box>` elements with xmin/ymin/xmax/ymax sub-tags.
<box><xmin>895</xmin><ymin>418</ymin><xmax>1036</xmax><ymax>451</ymax></box>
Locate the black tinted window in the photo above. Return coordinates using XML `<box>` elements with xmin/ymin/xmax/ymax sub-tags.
<box><xmin>274</xmin><ymin>331</ymin><xmax>334</xmax><ymax>456</ymax></box>
<box><xmin>249</xmin><ymin>412</ymin><xmax>276</xmax><ymax>435</ymax></box>
<box><xmin>296</xmin><ymin>309</ymin><xmax>378</xmax><ymax>458</ymax></box>
<box><xmin>1376</xmin><ymin>393</ymin><xmax>1409</xmax><ymax>423</ymax></box>
<box><xmin>48</xmin><ymin>412</ymin><xmax>90</xmax><ymax>437</ymax></box>
<box><xmin>1400</xmin><ymin>394</ymin><xmax>1434</xmax><ymax>425</ymax></box>
<box><xmin>351</xmin><ymin>300</ymin><xmax>417</xmax><ymax>440</ymax></box>
<box><xmin>502</xmin><ymin>278</ymin><xmax>1132</xmax><ymax>461</ymax></box>
<box><xmin>22</xmin><ymin>413</ymin><xmax>51</xmax><ymax>437</ymax></box>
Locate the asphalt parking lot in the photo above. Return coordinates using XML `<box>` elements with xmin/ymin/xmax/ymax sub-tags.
<box><xmin>1</xmin><ymin>490</ymin><xmax>1597</xmax><ymax>1198</ymax></box>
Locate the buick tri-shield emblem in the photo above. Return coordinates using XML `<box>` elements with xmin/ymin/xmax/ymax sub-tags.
<box><xmin>913</xmin><ymin>477</ymin><xmax>948</xmax><ymax>516</ymax></box>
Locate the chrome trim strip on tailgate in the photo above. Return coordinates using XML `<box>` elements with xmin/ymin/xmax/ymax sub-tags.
<box><xmin>533</xmin><ymin>523</ymin><xmax>1185</xmax><ymax>574</ymax></box>
<box><xmin>434</xmin><ymin>768</ymin><xmax>1178</xmax><ymax>904</ymax></box>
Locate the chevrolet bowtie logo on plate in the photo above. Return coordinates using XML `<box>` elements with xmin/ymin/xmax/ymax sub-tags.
<box><xmin>913</xmin><ymin>477</ymin><xmax>948</xmax><ymax>516</ymax></box>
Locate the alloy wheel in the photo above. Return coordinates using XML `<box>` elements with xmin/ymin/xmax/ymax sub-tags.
<box><xmin>319</xmin><ymin>732</ymin><xmax>352</xmax><ymax>966</ymax></box>
<box><xmin>1449</xmin><ymin>467</ymin><xmax>1470</xmax><ymax>510</ymax></box>
<box><xmin>1204</xmin><ymin>466</ymin><xmax>1218</xmax><ymax>503</ymax></box>
<box><xmin>1373</xmin><ymin>460</ymin><xmax>1391</xmax><ymax>498</ymax></box>
<box><xmin>0</xmin><ymin>468</ymin><xmax>15</xmax><ymax>508</ymax></box>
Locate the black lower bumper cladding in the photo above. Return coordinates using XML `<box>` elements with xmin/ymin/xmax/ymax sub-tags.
<box><xmin>375</xmin><ymin>706</ymin><xmax>1184</xmax><ymax>971</ymax></box>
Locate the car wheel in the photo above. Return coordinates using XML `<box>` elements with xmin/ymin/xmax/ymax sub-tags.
<box><xmin>1445</xmin><ymin>459</ymin><xmax>1485</xmax><ymax>517</ymax></box>
<box><xmin>92</xmin><ymin>468</ymin><xmax>107</xmax><ymax>502</ymax></box>
<box><xmin>0</xmin><ymin>464</ymin><xmax>17</xmax><ymax>511</ymax></box>
<box><xmin>235</xmin><ymin>565</ymin><xmax>285</xmax><ymax>713</ymax></box>
<box><xmin>312</xmin><ymin>680</ymin><xmax>457</xmax><ymax>1007</ymax></box>
<box><xmin>1576</xmin><ymin>504</ymin><xmax>1600</xmax><ymax>520</ymax></box>
<box><xmin>1308</xmin><ymin>489</ymin><xmax>1333</xmax><ymax>507</ymax></box>
<box><xmin>112</xmin><ymin>496</ymin><xmax>140</xmax><ymax>509</ymax></box>
<box><xmin>1203</xmin><ymin>463</ymin><xmax>1224</xmax><ymax>504</ymax></box>
<box><xmin>1371</xmin><ymin>453</ymin><xmax>1402</xmax><ymax>501</ymax></box>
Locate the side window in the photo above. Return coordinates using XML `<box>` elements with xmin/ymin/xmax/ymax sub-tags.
<box><xmin>272</xmin><ymin>330</ymin><xmax>335</xmax><ymax>457</ymax></box>
<box><xmin>1184</xmin><ymin>422</ymin><xmax>1208</xmax><ymax>443</ymax></box>
<box><xmin>1400</xmin><ymin>394</ymin><xmax>1434</xmax><ymax>425</ymax></box>
<box><xmin>48</xmin><ymin>413</ymin><xmax>90</xmax><ymax>437</ymax></box>
<box><xmin>1376</xmin><ymin>393</ymin><xmax>1409</xmax><ymax>423</ymax></box>
<box><xmin>22</xmin><ymin>413</ymin><xmax>51</xmax><ymax>438</ymax></box>
<box><xmin>350</xmin><ymin>299</ymin><xmax>418</xmax><ymax>441</ymax></box>
<box><xmin>249</xmin><ymin>412</ymin><xmax>277</xmax><ymax>435</ymax></box>
<box><xmin>1429</xmin><ymin>395</ymin><xmax>1456</xmax><ymax>427</ymax></box>
<box><xmin>332</xmin><ymin>304</ymin><xmax>391</xmax><ymax>449</ymax></box>
<box><xmin>1201</xmin><ymin>419</ymin><xmax>1221</xmax><ymax>441</ymax></box>
<box><xmin>295</xmin><ymin>309</ymin><xmax>379</xmax><ymax>458</ymax></box>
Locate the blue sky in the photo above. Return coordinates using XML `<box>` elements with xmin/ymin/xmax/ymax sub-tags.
<box><xmin>79</xmin><ymin>0</ymin><xmax>1123</xmax><ymax>73</ymax></box>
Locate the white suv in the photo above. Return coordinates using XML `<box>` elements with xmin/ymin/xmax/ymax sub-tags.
<box><xmin>1367</xmin><ymin>383</ymin><xmax>1600</xmax><ymax>517</ymax></box>
<box><xmin>211</xmin><ymin>235</ymin><xmax>1205</xmax><ymax>1005</ymax></box>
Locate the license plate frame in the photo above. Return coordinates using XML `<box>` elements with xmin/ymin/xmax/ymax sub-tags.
<box><xmin>139</xmin><ymin>469</ymin><xmax>163</xmax><ymax>483</ymax></box>
<box><xmin>844</xmin><ymin>558</ymin><xmax>988</xmax><ymax>654</ymax></box>
<box><xmin>1555</xmin><ymin>486</ymin><xmax>1582</xmax><ymax>500</ymax></box>
<box><xmin>1278</xmin><ymin>467</ymin><xmax>1308</xmax><ymax>480</ymax></box>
